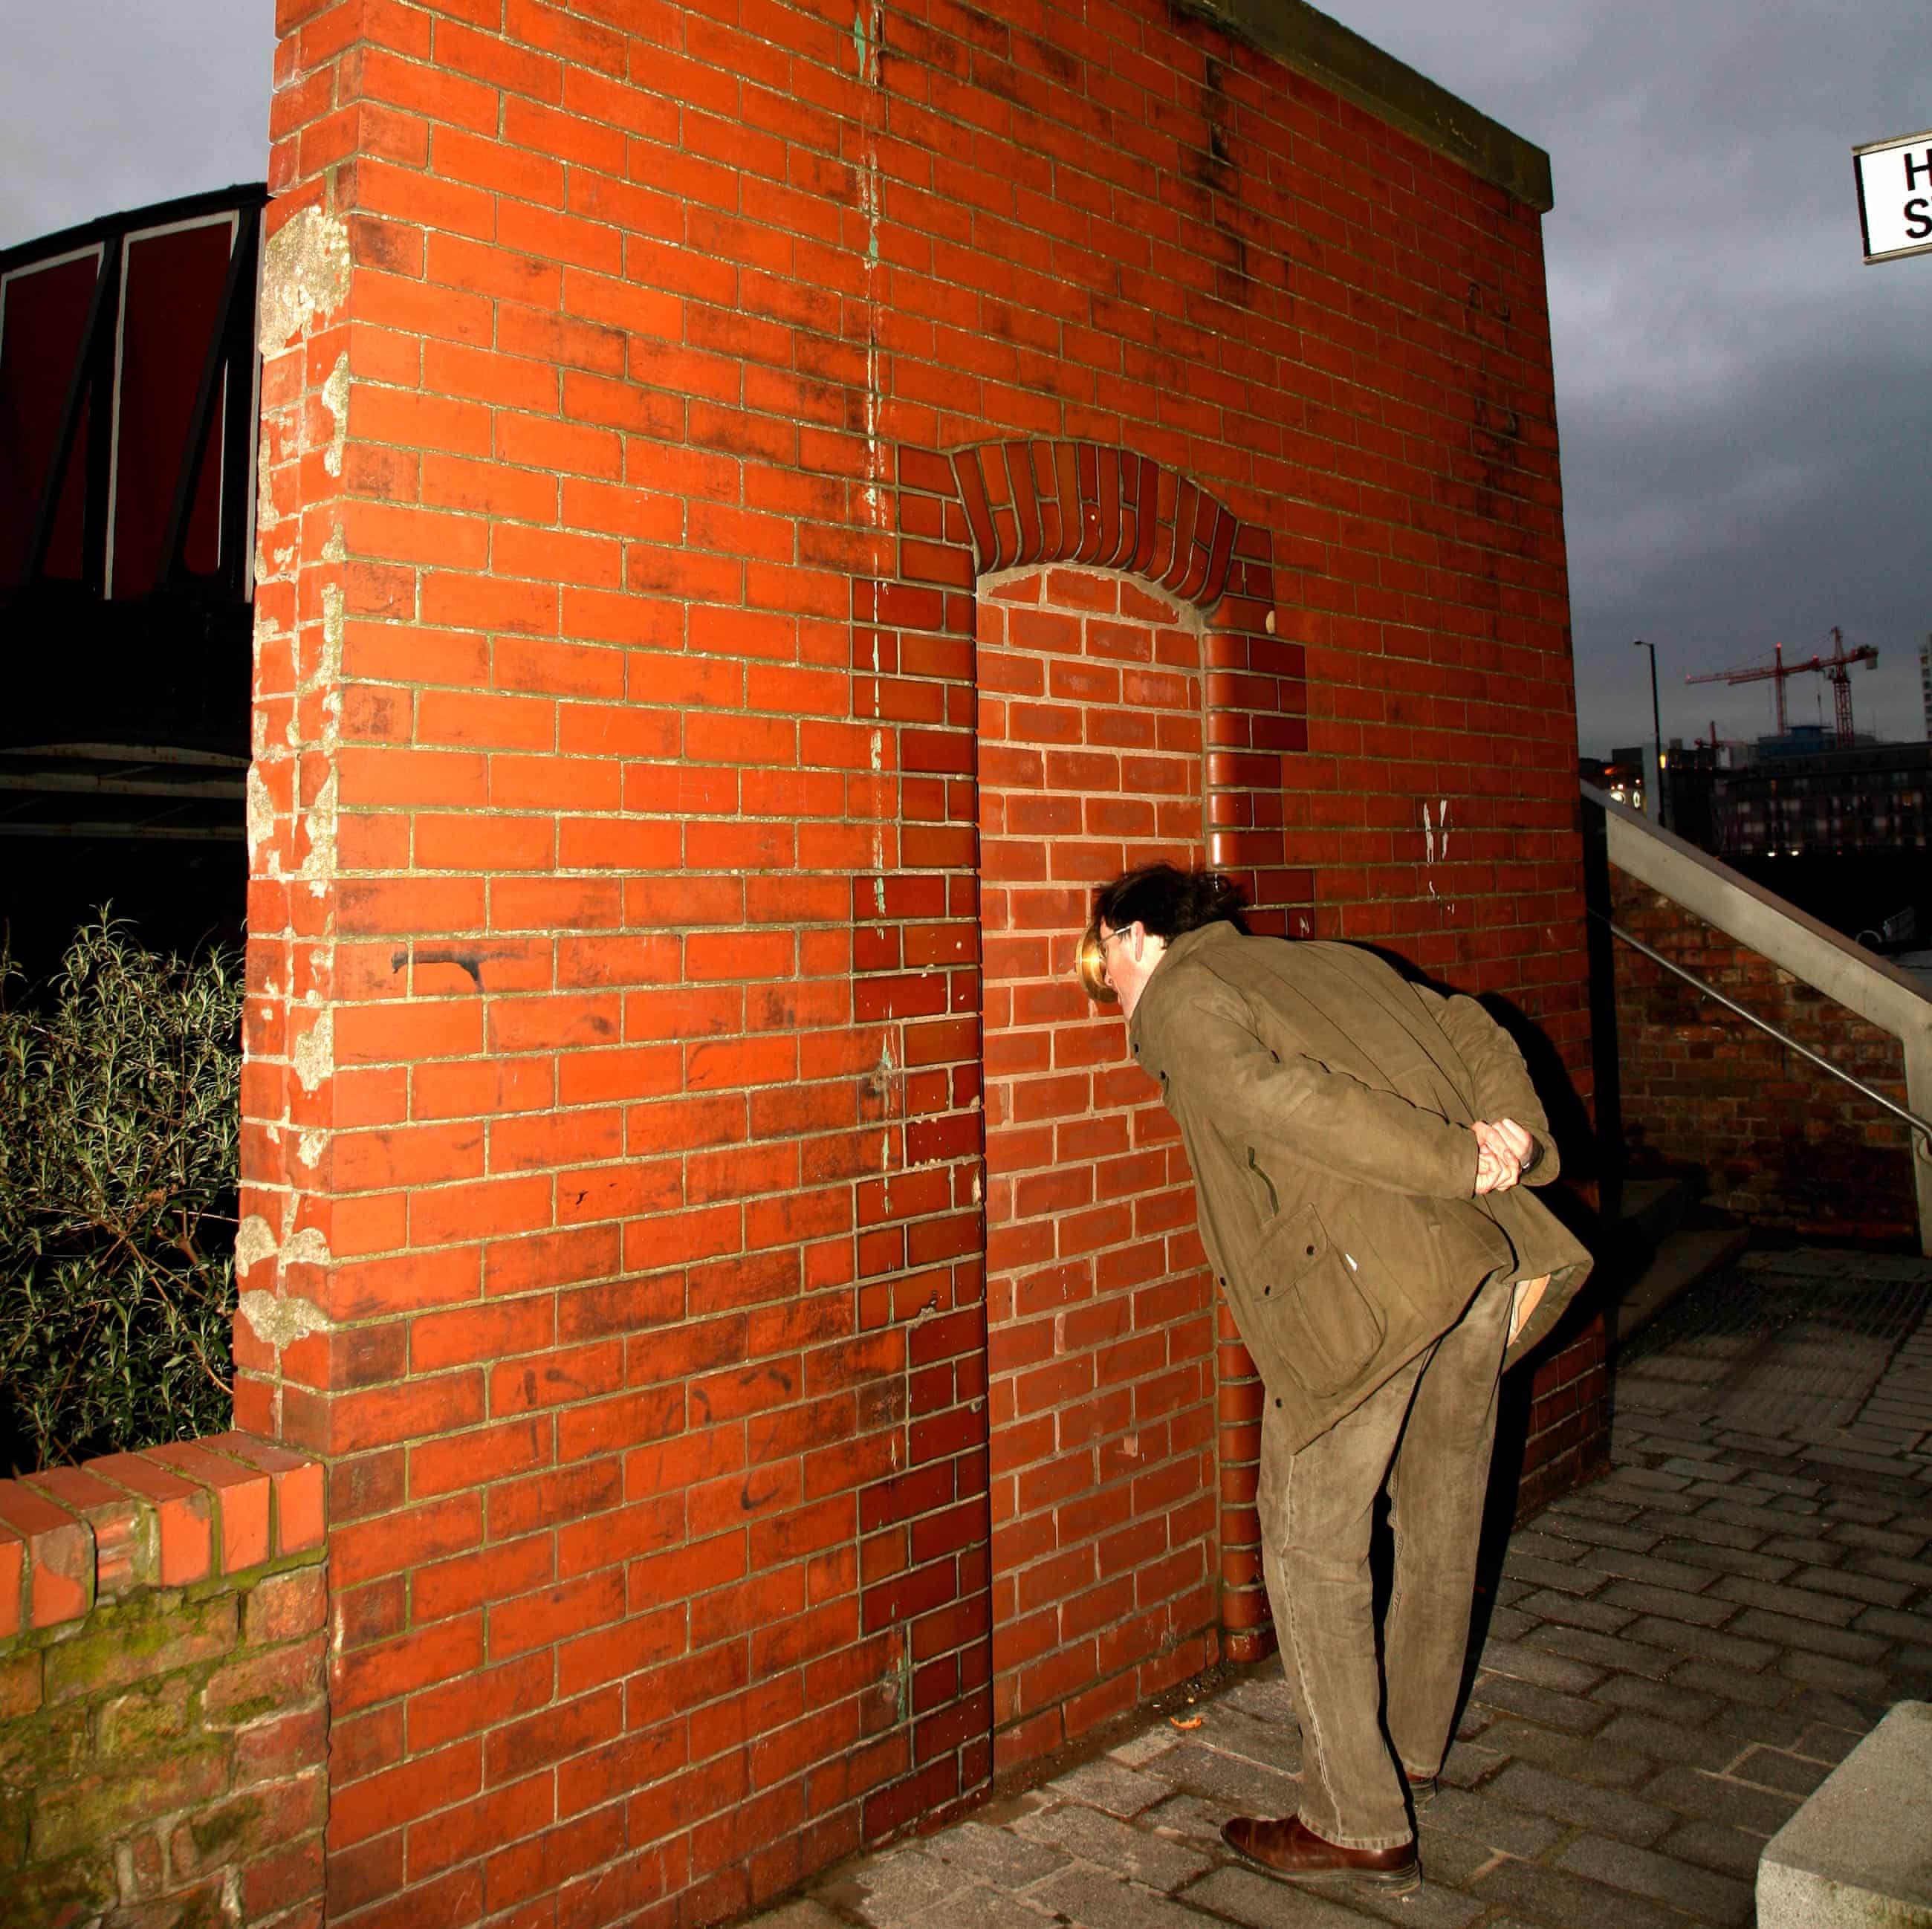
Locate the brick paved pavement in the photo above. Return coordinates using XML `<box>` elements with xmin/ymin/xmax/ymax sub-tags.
<box><xmin>747</xmin><ymin>1249</ymin><xmax>1932</xmax><ymax>1928</ymax></box>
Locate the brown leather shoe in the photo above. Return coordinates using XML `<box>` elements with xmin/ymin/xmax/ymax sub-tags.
<box><xmin>1220</xmin><ymin>1813</ymin><xmax>1420</xmax><ymax>1893</ymax></box>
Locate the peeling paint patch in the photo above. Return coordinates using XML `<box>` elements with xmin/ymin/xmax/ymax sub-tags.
<box><xmin>234</xmin><ymin>1216</ymin><xmax>279</xmax><ymax>1277</ymax></box>
<box><xmin>300</xmin><ymin>768</ymin><xmax>337</xmax><ymax>897</ymax></box>
<box><xmin>293</xmin><ymin>1008</ymin><xmax>333</xmax><ymax>1092</ymax></box>
<box><xmin>259</xmin><ymin>206</ymin><xmax>351</xmax><ymax>352</ymax></box>
<box><xmin>238</xmin><ymin>1291</ymin><xmax>330</xmax><ymax>1349</ymax></box>
<box><xmin>320</xmin><ymin>351</ymin><xmax>349</xmax><ymax>477</ymax></box>
<box><xmin>282</xmin><ymin>1227</ymin><xmax>331</xmax><ymax>1268</ymax></box>
<box><xmin>246</xmin><ymin>765</ymin><xmax>275</xmax><ymax>870</ymax></box>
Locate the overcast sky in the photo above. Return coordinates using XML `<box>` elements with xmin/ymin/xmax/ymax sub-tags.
<box><xmin>3</xmin><ymin>3</ymin><xmax>1926</xmax><ymax>756</ymax></box>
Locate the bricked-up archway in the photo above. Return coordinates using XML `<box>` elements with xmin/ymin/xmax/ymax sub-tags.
<box><xmin>855</xmin><ymin>441</ymin><xmax>1309</xmax><ymax>1777</ymax></box>
<box><xmin>253</xmin><ymin>2</ymin><xmax>1595</xmax><ymax>1917</ymax></box>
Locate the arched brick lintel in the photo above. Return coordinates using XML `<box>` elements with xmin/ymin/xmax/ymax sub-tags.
<box><xmin>892</xmin><ymin>438</ymin><xmax>1312</xmax><ymax>919</ymax></box>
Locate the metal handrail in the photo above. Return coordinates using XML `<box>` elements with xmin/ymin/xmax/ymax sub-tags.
<box><xmin>1599</xmin><ymin>913</ymin><xmax>1932</xmax><ymax>1161</ymax></box>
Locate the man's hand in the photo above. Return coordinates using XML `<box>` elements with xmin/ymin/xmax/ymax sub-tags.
<box><xmin>1471</xmin><ymin>1118</ymin><xmax>1534</xmax><ymax>1194</ymax></box>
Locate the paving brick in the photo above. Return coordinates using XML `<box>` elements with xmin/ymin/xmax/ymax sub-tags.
<box><xmin>1591</xmin><ymin>1671</ymin><xmax>1722</xmax><ymax>1726</ymax></box>
<box><xmin>1155</xmin><ymin>1741</ymin><xmax>1299</xmax><ymax>1816</ymax></box>
<box><xmin>1708</xmin><ymin>1701</ymin><xmax>1811</xmax><ymax>1752</ymax></box>
<box><xmin>1729</xmin><ymin>1745</ymin><xmax>1830</xmax><ymax>1797</ymax></box>
<box><xmin>1483</xmin><ymin>1763</ymin><xmax>1673</xmax><ymax>1846</ymax></box>
<box><xmin>1517</xmin><ymin>1590</ymin><xmax>1638</xmax><ymax>1635</ymax></box>
<box><xmin>1470</xmin><ymin>1670</ymin><xmax>1612</xmax><ymax>1735</ymax></box>
<box><xmin>1761</xmin><ymin>1533</ymin><xmax>1847</xmax><ymax>1565</ymax></box>
<box><xmin>1046</xmin><ymin>1759</ymin><xmax>1170</xmax><ymax>1818</ymax></box>
<box><xmin>1708</xmin><ymin>1573</ymin><xmax>1863</xmax><ymax>1624</ymax></box>
<box><xmin>1623</xmin><ymin>1614</ymin><xmax>1781</xmax><ymax>1670</ymax></box>
<box><xmin>1422</xmin><ymin>1783</ymin><xmax>1566</xmax><ymax>1858</ymax></box>
<box><xmin>1476</xmin><ymin>1719</ymin><xmax>1650</xmax><ymax>1788</ymax></box>
<box><xmin>1555</xmin><ymin>1832</ymin><xmax>1753</xmax><ymax>1925</ymax></box>
<box><xmin>1775</xmin><ymin>1649</ymin><xmax>1895</xmax><ymax>1696</ymax></box>
<box><xmin>1029</xmin><ymin>1865</ymin><xmax>1209</xmax><ymax>1929</ymax></box>
<box><xmin>1727</xmin><ymin>1606</ymin><xmax>1890</xmax><ymax>1661</ymax></box>
<box><xmin>1482</xmin><ymin>1604</ymin><xmax>1541</xmax><ymax>1643</ymax></box>
<box><xmin>1598</xmin><ymin>1579</ymin><xmax>1740</xmax><ymax>1627</ymax></box>
<box><xmin>1846</xmin><ymin>1551</ymin><xmax>1932</xmax><ymax>1587</ymax></box>
<box><xmin>1852</xmin><ymin>1603</ymin><xmax>1932</xmax><ymax>1641</ymax></box>
<box><xmin>1789</xmin><ymin>1720</ymin><xmax>1869</xmax><ymax>1764</ymax></box>
<box><xmin>1436</xmin><ymin>1737</ymin><xmax>1510</xmax><ymax>1791</ymax></box>
<box><xmin>1501</xmin><ymin>1553</ymin><xmax>1601</xmax><ymax>1596</ymax></box>
<box><xmin>1594</xmin><ymin>1712</ymin><xmax>1741</xmax><ymax>1773</ymax></box>
<box><xmin>1012</xmin><ymin>1802</ymin><xmax>1208</xmax><ymax>1893</ymax></box>
<box><xmin>1572</xmin><ymin>1545</ymin><xmax>1716</xmax><ymax>1592</ymax></box>
<box><xmin>1471</xmin><ymin>1855</ymin><xmax>1683</xmax><ymax>1929</ymax></box>
<box><xmin>1699</xmin><ymin>1498</ymin><xmax>1825</xmax><ymax>1535</ymax></box>
<box><xmin>1181</xmin><ymin>1866</ymin><xmax>1370</xmax><ymax>1929</ymax></box>
<box><xmin>1652</xmin><ymin>1537</ymin><xmax>1800</xmax><ymax>1584</ymax></box>
<box><xmin>1664</xmin><ymin>1816</ymin><xmax>1775</xmax><ymax>1882</ymax></box>
<box><xmin>1667</xmin><ymin>1657</ymin><xmax>1789</xmax><ymax>1708</ymax></box>
<box><xmin>926</xmin><ymin>1823</ymin><xmax>1069</xmax><ymax>1890</ymax></box>
<box><xmin>1527</xmin><ymin>1622</ymin><xmax>1678</xmax><ymax>1680</ymax></box>
<box><xmin>1641</xmin><ymin>1764</ymin><xmax>1803</xmax><ymax>1836</ymax></box>
<box><xmin>1791</xmin><ymin>1563</ymin><xmax>1915</xmax><ymax>1609</ymax></box>
<box><xmin>1639</xmin><ymin>1510</ymin><xmax>1763</xmax><ymax>1549</ymax></box>
<box><xmin>1507</xmin><ymin>1530</ymin><xmax>1589</xmax><ymax>1566</ymax></box>
<box><xmin>1829</xmin><ymin>1520</ymin><xmax>1920</xmax><ymax>1555</ymax></box>
<box><xmin>1479</xmin><ymin>1638</ymin><xmax>1607</xmax><ymax>1694</ymax></box>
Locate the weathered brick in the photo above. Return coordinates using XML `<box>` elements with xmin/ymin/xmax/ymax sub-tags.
<box><xmin>42</xmin><ymin>1593</ymin><xmax>237</xmax><ymax>1706</ymax></box>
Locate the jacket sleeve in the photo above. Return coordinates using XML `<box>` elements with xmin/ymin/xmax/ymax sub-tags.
<box><xmin>1158</xmin><ymin>970</ymin><xmax>1480</xmax><ymax>1199</ymax></box>
<box><xmin>1413</xmin><ymin>985</ymin><xmax>1560</xmax><ymax>1184</ymax></box>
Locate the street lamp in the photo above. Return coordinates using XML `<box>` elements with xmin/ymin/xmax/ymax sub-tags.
<box><xmin>1633</xmin><ymin>638</ymin><xmax>1668</xmax><ymax>830</ymax></box>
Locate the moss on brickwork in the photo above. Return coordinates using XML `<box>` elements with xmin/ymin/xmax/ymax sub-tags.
<box><xmin>4</xmin><ymin>1851</ymin><xmax>118</xmax><ymax>1922</ymax></box>
<box><xmin>0</xmin><ymin>1549</ymin><xmax>327</xmax><ymax>1928</ymax></box>
<box><xmin>42</xmin><ymin>1591</ymin><xmax>236</xmax><ymax>1707</ymax></box>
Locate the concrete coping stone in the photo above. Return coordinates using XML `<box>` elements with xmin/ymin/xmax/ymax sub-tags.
<box><xmin>1757</xmin><ymin>1699</ymin><xmax>1932</xmax><ymax>1927</ymax></box>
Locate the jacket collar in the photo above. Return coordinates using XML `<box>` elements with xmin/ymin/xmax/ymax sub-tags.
<box><xmin>1127</xmin><ymin>920</ymin><xmax>1239</xmax><ymax>1054</ymax></box>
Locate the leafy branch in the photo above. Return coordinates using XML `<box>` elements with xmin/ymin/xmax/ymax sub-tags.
<box><xmin>0</xmin><ymin>915</ymin><xmax>242</xmax><ymax>1471</ymax></box>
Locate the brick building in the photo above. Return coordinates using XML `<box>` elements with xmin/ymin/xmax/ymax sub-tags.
<box><xmin>232</xmin><ymin>1</ymin><xmax>1597</xmax><ymax>1922</ymax></box>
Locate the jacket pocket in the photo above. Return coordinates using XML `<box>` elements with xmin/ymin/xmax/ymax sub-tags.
<box><xmin>1251</xmin><ymin>1203</ymin><xmax>1386</xmax><ymax>1398</ymax></box>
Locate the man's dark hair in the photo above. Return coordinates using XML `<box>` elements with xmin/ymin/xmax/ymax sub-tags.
<box><xmin>1095</xmin><ymin>864</ymin><xmax>1248</xmax><ymax>940</ymax></box>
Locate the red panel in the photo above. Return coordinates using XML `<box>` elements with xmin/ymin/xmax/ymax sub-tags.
<box><xmin>0</xmin><ymin>250</ymin><xmax>98</xmax><ymax>589</ymax></box>
<box><xmin>110</xmin><ymin>218</ymin><xmax>233</xmax><ymax>598</ymax></box>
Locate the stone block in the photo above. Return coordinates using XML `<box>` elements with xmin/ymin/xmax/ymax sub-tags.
<box><xmin>1758</xmin><ymin>1699</ymin><xmax>1932</xmax><ymax>1927</ymax></box>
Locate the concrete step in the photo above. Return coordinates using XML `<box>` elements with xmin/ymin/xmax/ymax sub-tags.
<box><xmin>1758</xmin><ymin>1699</ymin><xmax>1932</xmax><ymax>1926</ymax></box>
<box><xmin>1612</xmin><ymin>1225</ymin><xmax>1751</xmax><ymax>1344</ymax></box>
<box><xmin>1617</xmin><ymin>1175</ymin><xmax>1693</xmax><ymax>1251</ymax></box>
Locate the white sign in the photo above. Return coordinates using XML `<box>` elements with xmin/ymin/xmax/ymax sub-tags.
<box><xmin>1854</xmin><ymin>129</ymin><xmax>1932</xmax><ymax>264</ymax></box>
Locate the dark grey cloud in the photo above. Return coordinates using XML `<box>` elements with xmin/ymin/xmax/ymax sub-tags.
<box><xmin>1337</xmin><ymin>0</ymin><xmax>1932</xmax><ymax>753</ymax></box>
<box><xmin>3</xmin><ymin>4</ymin><xmax>1926</xmax><ymax>752</ymax></box>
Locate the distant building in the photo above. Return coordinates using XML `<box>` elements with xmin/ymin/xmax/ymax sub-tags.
<box><xmin>1710</xmin><ymin>741</ymin><xmax>1932</xmax><ymax>861</ymax></box>
<box><xmin>1921</xmin><ymin>635</ymin><xmax>1930</xmax><ymax>740</ymax></box>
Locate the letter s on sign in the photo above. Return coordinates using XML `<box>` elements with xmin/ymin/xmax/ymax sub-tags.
<box><xmin>1907</xmin><ymin>197</ymin><xmax>1932</xmax><ymax>241</ymax></box>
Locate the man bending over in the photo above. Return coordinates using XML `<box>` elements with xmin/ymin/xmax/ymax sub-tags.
<box><xmin>1082</xmin><ymin>864</ymin><xmax>1591</xmax><ymax>1897</ymax></box>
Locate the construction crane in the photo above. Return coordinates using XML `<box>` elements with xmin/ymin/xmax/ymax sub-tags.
<box><xmin>1685</xmin><ymin>627</ymin><xmax>1878</xmax><ymax>742</ymax></box>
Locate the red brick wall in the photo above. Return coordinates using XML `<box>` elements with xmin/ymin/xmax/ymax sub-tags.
<box><xmin>0</xmin><ymin>1438</ymin><xmax>326</xmax><ymax>1928</ymax></box>
<box><xmin>1610</xmin><ymin>867</ymin><xmax>1919</xmax><ymax>1242</ymax></box>
<box><xmin>979</xmin><ymin>567</ymin><xmax>1219</xmax><ymax>1771</ymax></box>
<box><xmin>250</xmin><ymin>1</ymin><xmax>1592</xmax><ymax>1922</ymax></box>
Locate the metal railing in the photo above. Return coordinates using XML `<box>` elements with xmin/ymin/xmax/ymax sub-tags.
<box><xmin>1598</xmin><ymin>912</ymin><xmax>1932</xmax><ymax>1161</ymax></box>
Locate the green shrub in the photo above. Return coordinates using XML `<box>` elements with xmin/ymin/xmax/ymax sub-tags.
<box><xmin>0</xmin><ymin>916</ymin><xmax>242</xmax><ymax>1472</ymax></box>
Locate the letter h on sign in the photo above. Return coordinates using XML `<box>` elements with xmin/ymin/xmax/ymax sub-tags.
<box><xmin>1854</xmin><ymin>130</ymin><xmax>1932</xmax><ymax>263</ymax></box>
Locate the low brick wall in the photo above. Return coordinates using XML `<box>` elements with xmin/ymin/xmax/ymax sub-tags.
<box><xmin>0</xmin><ymin>1433</ymin><xmax>327</xmax><ymax>1927</ymax></box>
<box><xmin>1513</xmin><ymin>1323</ymin><xmax>1610</xmax><ymax>1519</ymax></box>
<box><xmin>1610</xmin><ymin>867</ymin><xmax>1919</xmax><ymax>1242</ymax></box>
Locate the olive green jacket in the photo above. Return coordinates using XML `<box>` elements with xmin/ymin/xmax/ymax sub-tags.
<box><xmin>1129</xmin><ymin>924</ymin><xmax>1592</xmax><ymax>1453</ymax></box>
